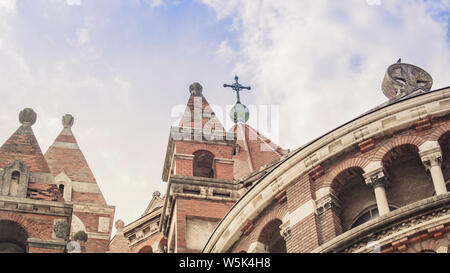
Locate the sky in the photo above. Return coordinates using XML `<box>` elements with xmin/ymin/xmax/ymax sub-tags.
<box><xmin>0</xmin><ymin>0</ymin><xmax>449</xmax><ymax>237</ymax></box>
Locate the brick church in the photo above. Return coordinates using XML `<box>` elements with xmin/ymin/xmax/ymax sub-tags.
<box><xmin>111</xmin><ymin>61</ymin><xmax>450</xmax><ymax>253</ymax></box>
<box><xmin>1</xmin><ymin>61</ymin><xmax>450</xmax><ymax>253</ymax></box>
<box><xmin>0</xmin><ymin>110</ymin><xmax>114</xmax><ymax>253</ymax></box>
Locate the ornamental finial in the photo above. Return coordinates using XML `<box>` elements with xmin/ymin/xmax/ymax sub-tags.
<box><xmin>62</xmin><ymin>114</ymin><xmax>74</xmax><ymax>128</ymax></box>
<box><xmin>224</xmin><ymin>76</ymin><xmax>251</xmax><ymax>124</ymax></box>
<box><xmin>189</xmin><ymin>82</ymin><xmax>203</xmax><ymax>96</ymax></box>
<box><xmin>381</xmin><ymin>61</ymin><xmax>433</xmax><ymax>100</ymax></box>
<box><xmin>19</xmin><ymin>108</ymin><xmax>37</xmax><ymax>127</ymax></box>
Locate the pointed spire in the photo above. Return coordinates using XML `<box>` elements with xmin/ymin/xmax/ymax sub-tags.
<box><xmin>45</xmin><ymin>114</ymin><xmax>106</xmax><ymax>205</ymax></box>
<box><xmin>0</xmin><ymin>108</ymin><xmax>64</xmax><ymax>202</ymax></box>
<box><xmin>0</xmin><ymin>108</ymin><xmax>50</xmax><ymax>173</ymax></box>
<box><xmin>178</xmin><ymin>82</ymin><xmax>225</xmax><ymax>132</ymax></box>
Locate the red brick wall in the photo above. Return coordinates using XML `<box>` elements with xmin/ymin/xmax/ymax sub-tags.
<box><xmin>230</xmin><ymin>200</ymin><xmax>287</xmax><ymax>253</ymax></box>
<box><xmin>74</xmin><ymin>211</ymin><xmax>111</xmax><ymax>253</ymax></box>
<box><xmin>174</xmin><ymin>141</ymin><xmax>234</xmax><ymax>180</ymax></box>
<box><xmin>175</xmin><ymin>142</ymin><xmax>234</xmax><ymax>159</ymax></box>
<box><xmin>82</xmin><ymin>238</ymin><xmax>110</xmax><ymax>253</ymax></box>
<box><xmin>175</xmin><ymin>158</ymin><xmax>193</xmax><ymax>176</ymax></box>
<box><xmin>71</xmin><ymin>192</ymin><xmax>106</xmax><ymax>204</ymax></box>
<box><xmin>175</xmin><ymin>198</ymin><xmax>234</xmax><ymax>253</ymax></box>
<box><xmin>0</xmin><ymin>211</ymin><xmax>69</xmax><ymax>253</ymax></box>
<box><xmin>318</xmin><ymin>207</ymin><xmax>342</xmax><ymax>244</ymax></box>
<box><xmin>215</xmin><ymin>162</ymin><xmax>234</xmax><ymax>180</ymax></box>
<box><xmin>288</xmin><ymin>214</ymin><xmax>320</xmax><ymax>252</ymax></box>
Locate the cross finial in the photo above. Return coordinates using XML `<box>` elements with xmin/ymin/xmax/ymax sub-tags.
<box><xmin>223</xmin><ymin>75</ymin><xmax>251</xmax><ymax>104</ymax></box>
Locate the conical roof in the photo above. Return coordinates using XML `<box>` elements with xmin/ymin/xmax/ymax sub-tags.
<box><xmin>178</xmin><ymin>82</ymin><xmax>225</xmax><ymax>132</ymax></box>
<box><xmin>231</xmin><ymin>123</ymin><xmax>285</xmax><ymax>180</ymax></box>
<box><xmin>44</xmin><ymin>114</ymin><xmax>106</xmax><ymax>205</ymax></box>
<box><xmin>0</xmin><ymin>108</ymin><xmax>63</xmax><ymax>202</ymax></box>
<box><xmin>0</xmin><ymin>109</ymin><xmax>51</xmax><ymax>173</ymax></box>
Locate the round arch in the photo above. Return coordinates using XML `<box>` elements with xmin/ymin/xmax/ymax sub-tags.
<box><xmin>257</xmin><ymin>219</ymin><xmax>286</xmax><ymax>253</ymax></box>
<box><xmin>0</xmin><ymin>220</ymin><xmax>29</xmax><ymax>253</ymax></box>
<box><xmin>193</xmin><ymin>150</ymin><xmax>215</xmax><ymax>178</ymax></box>
<box><xmin>381</xmin><ymin>144</ymin><xmax>434</xmax><ymax>207</ymax></box>
<box><xmin>137</xmin><ymin>245</ymin><xmax>153</xmax><ymax>253</ymax></box>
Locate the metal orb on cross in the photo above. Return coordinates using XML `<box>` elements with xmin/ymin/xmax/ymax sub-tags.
<box><xmin>224</xmin><ymin>75</ymin><xmax>251</xmax><ymax>124</ymax></box>
<box><xmin>230</xmin><ymin>102</ymin><xmax>250</xmax><ymax>124</ymax></box>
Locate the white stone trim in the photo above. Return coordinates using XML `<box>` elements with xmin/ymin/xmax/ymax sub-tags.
<box><xmin>315</xmin><ymin>187</ymin><xmax>331</xmax><ymax>200</ymax></box>
<box><xmin>174</xmin><ymin>154</ymin><xmax>195</xmax><ymax>160</ymax></box>
<box><xmin>248</xmin><ymin>241</ymin><xmax>267</xmax><ymax>253</ymax></box>
<box><xmin>214</xmin><ymin>158</ymin><xmax>234</xmax><ymax>165</ymax></box>
<box><xmin>288</xmin><ymin>200</ymin><xmax>316</xmax><ymax>228</ymax></box>
<box><xmin>50</xmin><ymin>141</ymin><xmax>79</xmax><ymax>149</ymax></box>
<box><xmin>55</xmin><ymin>172</ymin><xmax>72</xmax><ymax>201</ymax></box>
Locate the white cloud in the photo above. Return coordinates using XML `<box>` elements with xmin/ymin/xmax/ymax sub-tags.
<box><xmin>201</xmin><ymin>0</ymin><xmax>450</xmax><ymax>149</ymax></box>
<box><xmin>215</xmin><ymin>40</ymin><xmax>235</xmax><ymax>63</ymax></box>
<box><xmin>76</xmin><ymin>27</ymin><xmax>90</xmax><ymax>46</ymax></box>
<box><xmin>144</xmin><ymin>0</ymin><xmax>165</xmax><ymax>8</ymax></box>
<box><xmin>66</xmin><ymin>0</ymin><xmax>81</xmax><ymax>6</ymax></box>
<box><xmin>0</xmin><ymin>0</ymin><xmax>16</xmax><ymax>12</ymax></box>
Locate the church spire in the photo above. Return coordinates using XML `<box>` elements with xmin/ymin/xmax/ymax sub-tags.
<box><xmin>44</xmin><ymin>114</ymin><xmax>107</xmax><ymax>205</ymax></box>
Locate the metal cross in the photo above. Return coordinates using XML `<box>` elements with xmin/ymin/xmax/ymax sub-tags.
<box><xmin>223</xmin><ymin>76</ymin><xmax>251</xmax><ymax>104</ymax></box>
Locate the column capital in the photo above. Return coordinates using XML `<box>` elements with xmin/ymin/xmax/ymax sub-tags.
<box><xmin>364</xmin><ymin>168</ymin><xmax>388</xmax><ymax>188</ymax></box>
<box><xmin>419</xmin><ymin>147</ymin><xmax>443</xmax><ymax>170</ymax></box>
<box><xmin>316</xmin><ymin>193</ymin><xmax>341</xmax><ymax>215</ymax></box>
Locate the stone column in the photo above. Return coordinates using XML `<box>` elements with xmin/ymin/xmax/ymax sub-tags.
<box><xmin>420</xmin><ymin>147</ymin><xmax>447</xmax><ymax>195</ymax></box>
<box><xmin>364</xmin><ymin>167</ymin><xmax>390</xmax><ymax>216</ymax></box>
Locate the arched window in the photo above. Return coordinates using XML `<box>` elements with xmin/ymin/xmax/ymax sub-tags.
<box><xmin>9</xmin><ymin>171</ymin><xmax>20</xmax><ymax>196</ymax></box>
<box><xmin>258</xmin><ymin>219</ymin><xmax>286</xmax><ymax>253</ymax></box>
<box><xmin>382</xmin><ymin>144</ymin><xmax>434</xmax><ymax>206</ymax></box>
<box><xmin>59</xmin><ymin>184</ymin><xmax>65</xmax><ymax>197</ymax></box>
<box><xmin>350</xmin><ymin>205</ymin><xmax>397</xmax><ymax>229</ymax></box>
<box><xmin>193</xmin><ymin>150</ymin><xmax>215</xmax><ymax>178</ymax></box>
<box><xmin>0</xmin><ymin>220</ymin><xmax>28</xmax><ymax>253</ymax></box>
<box><xmin>332</xmin><ymin>167</ymin><xmax>375</xmax><ymax>232</ymax></box>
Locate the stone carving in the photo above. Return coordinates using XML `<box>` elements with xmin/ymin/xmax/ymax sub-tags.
<box><xmin>0</xmin><ymin>160</ymin><xmax>30</xmax><ymax>198</ymax></box>
<box><xmin>153</xmin><ymin>191</ymin><xmax>161</xmax><ymax>198</ymax></box>
<box><xmin>364</xmin><ymin>168</ymin><xmax>389</xmax><ymax>188</ymax></box>
<box><xmin>73</xmin><ymin>230</ymin><xmax>88</xmax><ymax>242</ymax></box>
<box><xmin>419</xmin><ymin>146</ymin><xmax>443</xmax><ymax>171</ymax></box>
<box><xmin>115</xmin><ymin>220</ymin><xmax>125</xmax><ymax>232</ymax></box>
<box><xmin>53</xmin><ymin>220</ymin><xmax>69</xmax><ymax>239</ymax></box>
<box><xmin>316</xmin><ymin>193</ymin><xmax>341</xmax><ymax>215</ymax></box>
<box><xmin>341</xmin><ymin>206</ymin><xmax>449</xmax><ymax>253</ymax></box>
<box><xmin>98</xmin><ymin>217</ymin><xmax>110</xmax><ymax>233</ymax></box>
<box><xmin>382</xmin><ymin>62</ymin><xmax>433</xmax><ymax>100</ymax></box>
<box><xmin>279</xmin><ymin>220</ymin><xmax>292</xmax><ymax>240</ymax></box>
<box><xmin>62</xmin><ymin>114</ymin><xmax>74</xmax><ymax>128</ymax></box>
<box><xmin>189</xmin><ymin>82</ymin><xmax>203</xmax><ymax>96</ymax></box>
<box><xmin>19</xmin><ymin>108</ymin><xmax>37</xmax><ymax>127</ymax></box>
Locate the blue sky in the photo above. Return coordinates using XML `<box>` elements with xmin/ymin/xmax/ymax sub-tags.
<box><xmin>0</xmin><ymin>0</ymin><xmax>449</xmax><ymax>236</ymax></box>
